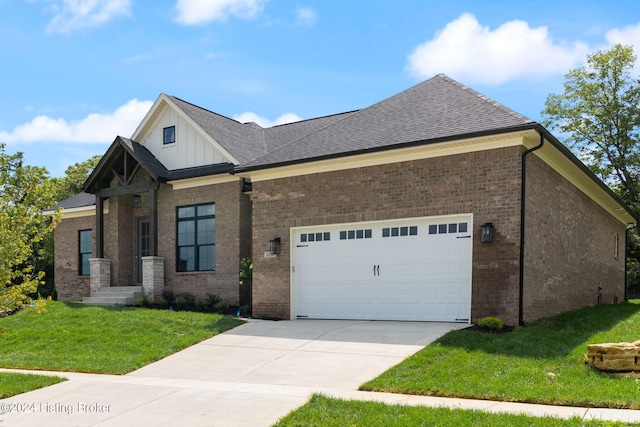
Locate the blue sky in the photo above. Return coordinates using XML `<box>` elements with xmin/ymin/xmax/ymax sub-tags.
<box><xmin>1</xmin><ymin>0</ymin><xmax>639</xmax><ymax>176</ymax></box>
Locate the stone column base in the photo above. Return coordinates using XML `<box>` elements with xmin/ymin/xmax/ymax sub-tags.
<box><xmin>89</xmin><ymin>258</ymin><xmax>111</xmax><ymax>293</ymax></box>
<box><xmin>142</xmin><ymin>256</ymin><xmax>165</xmax><ymax>303</ymax></box>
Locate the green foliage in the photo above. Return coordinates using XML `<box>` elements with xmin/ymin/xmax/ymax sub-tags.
<box><xmin>0</xmin><ymin>301</ymin><xmax>245</xmax><ymax>374</ymax></box>
<box><xmin>0</xmin><ymin>144</ymin><xmax>61</xmax><ymax>314</ymax></box>
<box><xmin>174</xmin><ymin>295</ymin><xmax>191</xmax><ymax>311</ymax></box>
<box><xmin>476</xmin><ymin>316</ymin><xmax>504</xmax><ymax>331</ymax></box>
<box><xmin>362</xmin><ymin>301</ymin><xmax>640</xmax><ymax>409</ymax></box>
<box><xmin>49</xmin><ymin>155</ymin><xmax>102</xmax><ymax>203</ymax></box>
<box><xmin>274</xmin><ymin>394</ymin><xmax>621</xmax><ymax>427</ymax></box>
<box><xmin>541</xmin><ymin>44</ymin><xmax>640</xmax><ymax>300</ymax></box>
<box><xmin>239</xmin><ymin>257</ymin><xmax>252</xmax><ymax>284</ymax></box>
<box><xmin>0</xmin><ymin>372</ymin><xmax>65</xmax><ymax>399</ymax></box>
<box><xmin>214</xmin><ymin>301</ymin><xmax>229</xmax><ymax>314</ymax></box>
<box><xmin>134</xmin><ymin>297</ymin><xmax>152</xmax><ymax>308</ymax></box>
<box><xmin>541</xmin><ymin>44</ymin><xmax>640</xmax><ymax>211</ymax></box>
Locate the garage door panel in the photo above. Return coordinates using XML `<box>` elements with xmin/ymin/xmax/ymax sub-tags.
<box><xmin>294</xmin><ymin>216</ymin><xmax>472</xmax><ymax>322</ymax></box>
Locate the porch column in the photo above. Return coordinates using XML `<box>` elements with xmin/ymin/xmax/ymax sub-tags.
<box><xmin>142</xmin><ymin>256</ymin><xmax>164</xmax><ymax>302</ymax></box>
<box><xmin>149</xmin><ymin>188</ymin><xmax>158</xmax><ymax>256</ymax></box>
<box><xmin>95</xmin><ymin>196</ymin><xmax>105</xmax><ymax>258</ymax></box>
<box><xmin>89</xmin><ymin>258</ymin><xmax>111</xmax><ymax>293</ymax></box>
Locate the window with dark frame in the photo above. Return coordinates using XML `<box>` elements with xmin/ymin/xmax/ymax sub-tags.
<box><xmin>79</xmin><ymin>229</ymin><xmax>92</xmax><ymax>276</ymax></box>
<box><xmin>163</xmin><ymin>126</ymin><xmax>176</xmax><ymax>145</ymax></box>
<box><xmin>176</xmin><ymin>203</ymin><xmax>215</xmax><ymax>272</ymax></box>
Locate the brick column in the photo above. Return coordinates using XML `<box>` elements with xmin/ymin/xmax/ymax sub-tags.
<box><xmin>89</xmin><ymin>258</ymin><xmax>111</xmax><ymax>293</ymax></box>
<box><xmin>142</xmin><ymin>256</ymin><xmax>165</xmax><ymax>302</ymax></box>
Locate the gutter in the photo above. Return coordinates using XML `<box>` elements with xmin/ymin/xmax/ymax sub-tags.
<box><xmin>519</xmin><ymin>131</ymin><xmax>545</xmax><ymax>326</ymax></box>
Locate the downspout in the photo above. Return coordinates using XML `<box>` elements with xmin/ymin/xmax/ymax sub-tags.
<box><xmin>625</xmin><ymin>223</ymin><xmax>638</xmax><ymax>301</ymax></box>
<box><xmin>519</xmin><ymin>131</ymin><xmax>545</xmax><ymax>326</ymax></box>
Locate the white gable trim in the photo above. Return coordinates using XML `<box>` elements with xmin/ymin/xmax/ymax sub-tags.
<box><xmin>168</xmin><ymin>174</ymin><xmax>239</xmax><ymax>190</ymax></box>
<box><xmin>131</xmin><ymin>94</ymin><xmax>240</xmax><ymax>165</ymax></box>
<box><xmin>46</xmin><ymin>200</ymin><xmax>110</xmax><ymax>220</ymax></box>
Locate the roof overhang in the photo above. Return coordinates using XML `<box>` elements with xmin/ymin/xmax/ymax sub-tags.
<box><xmin>238</xmin><ymin>125</ymin><xmax>636</xmax><ymax>226</ymax></box>
<box><xmin>42</xmin><ymin>200</ymin><xmax>109</xmax><ymax>219</ymax></box>
<box><xmin>132</xmin><ymin>94</ymin><xmax>240</xmax><ymax>165</ymax></box>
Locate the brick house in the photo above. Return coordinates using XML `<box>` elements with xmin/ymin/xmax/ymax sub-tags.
<box><xmin>49</xmin><ymin>74</ymin><xmax>636</xmax><ymax>326</ymax></box>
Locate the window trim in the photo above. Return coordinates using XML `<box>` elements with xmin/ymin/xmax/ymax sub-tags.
<box><xmin>78</xmin><ymin>229</ymin><xmax>92</xmax><ymax>276</ymax></box>
<box><xmin>163</xmin><ymin>126</ymin><xmax>176</xmax><ymax>145</ymax></box>
<box><xmin>176</xmin><ymin>203</ymin><xmax>216</xmax><ymax>272</ymax></box>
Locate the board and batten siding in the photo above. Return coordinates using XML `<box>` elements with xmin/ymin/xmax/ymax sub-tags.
<box><xmin>140</xmin><ymin>106</ymin><xmax>233</xmax><ymax>170</ymax></box>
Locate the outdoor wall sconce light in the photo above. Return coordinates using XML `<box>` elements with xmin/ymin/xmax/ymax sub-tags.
<box><xmin>270</xmin><ymin>237</ymin><xmax>281</xmax><ymax>255</ymax></box>
<box><xmin>132</xmin><ymin>195</ymin><xmax>141</xmax><ymax>209</ymax></box>
<box><xmin>481</xmin><ymin>222</ymin><xmax>494</xmax><ymax>243</ymax></box>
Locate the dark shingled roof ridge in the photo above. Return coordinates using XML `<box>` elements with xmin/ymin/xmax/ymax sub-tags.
<box><xmin>238</xmin><ymin>74</ymin><xmax>536</xmax><ymax>170</ymax></box>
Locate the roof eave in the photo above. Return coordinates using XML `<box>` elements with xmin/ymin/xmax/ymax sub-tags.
<box><xmin>236</xmin><ymin>123</ymin><xmax>540</xmax><ymax>173</ymax></box>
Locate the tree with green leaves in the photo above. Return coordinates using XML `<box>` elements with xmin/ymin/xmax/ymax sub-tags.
<box><xmin>541</xmin><ymin>44</ymin><xmax>640</xmax><ymax>297</ymax></box>
<box><xmin>542</xmin><ymin>44</ymin><xmax>640</xmax><ymax>211</ymax></box>
<box><xmin>35</xmin><ymin>154</ymin><xmax>102</xmax><ymax>297</ymax></box>
<box><xmin>0</xmin><ymin>143</ymin><xmax>60</xmax><ymax>314</ymax></box>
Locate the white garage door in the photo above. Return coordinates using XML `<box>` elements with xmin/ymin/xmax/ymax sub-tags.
<box><xmin>292</xmin><ymin>215</ymin><xmax>472</xmax><ymax>322</ymax></box>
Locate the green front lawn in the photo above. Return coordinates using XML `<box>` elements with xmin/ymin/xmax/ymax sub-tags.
<box><xmin>0</xmin><ymin>301</ymin><xmax>245</xmax><ymax>374</ymax></box>
<box><xmin>0</xmin><ymin>372</ymin><xmax>65</xmax><ymax>399</ymax></box>
<box><xmin>362</xmin><ymin>301</ymin><xmax>640</xmax><ymax>409</ymax></box>
<box><xmin>273</xmin><ymin>394</ymin><xmax>635</xmax><ymax>427</ymax></box>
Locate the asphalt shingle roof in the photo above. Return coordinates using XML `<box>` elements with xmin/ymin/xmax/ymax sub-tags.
<box><xmin>61</xmin><ymin>74</ymin><xmax>539</xmax><ymax>209</ymax></box>
<box><xmin>47</xmin><ymin>191</ymin><xmax>96</xmax><ymax>210</ymax></box>
<box><xmin>239</xmin><ymin>74</ymin><xmax>535</xmax><ymax>170</ymax></box>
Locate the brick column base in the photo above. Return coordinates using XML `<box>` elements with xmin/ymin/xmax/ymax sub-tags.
<box><xmin>142</xmin><ymin>256</ymin><xmax>165</xmax><ymax>303</ymax></box>
<box><xmin>89</xmin><ymin>258</ymin><xmax>111</xmax><ymax>293</ymax></box>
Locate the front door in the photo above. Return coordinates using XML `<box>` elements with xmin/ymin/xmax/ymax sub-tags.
<box><xmin>137</xmin><ymin>217</ymin><xmax>151</xmax><ymax>283</ymax></box>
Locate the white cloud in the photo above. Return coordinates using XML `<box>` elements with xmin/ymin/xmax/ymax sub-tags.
<box><xmin>233</xmin><ymin>111</ymin><xmax>302</xmax><ymax>127</ymax></box>
<box><xmin>0</xmin><ymin>99</ymin><xmax>153</xmax><ymax>144</ymax></box>
<box><xmin>174</xmin><ymin>0</ymin><xmax>267</xmax><ymax>26</ymax></box>
<box><xmin>295</xmin><ymin>7</ymin><xmax>317</xmax><ymax>26</ymax></box>
<box><xmin>45</xmin><ymin>0</ymin><xmax>131</xmax><ymax>34</ymax></box>
<box><xmin>605</xmin><ymin>22</ymin><xmax>640</xmax><ymax>74</ymax></box>
<box><xmin>407</xmin><ymin>13</ymin><xmax>588</xmax><ymax>84</ymax></box>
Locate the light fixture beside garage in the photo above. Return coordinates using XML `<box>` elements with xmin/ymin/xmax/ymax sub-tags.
<box><xmin>481</xmin><ymin>222</ymin><xmax>494</xmax><ymax>243</ymax></box>
<box><xmin>270</xmin><ymin>237</ymin><xmax>281</xmax><ymax>255</ymax></box>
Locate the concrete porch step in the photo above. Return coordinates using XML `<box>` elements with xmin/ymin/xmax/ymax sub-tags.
<box><xmin>82</xmin><ymin>286</ymin><xmax>143</xmax><ymax>306</ymax></box>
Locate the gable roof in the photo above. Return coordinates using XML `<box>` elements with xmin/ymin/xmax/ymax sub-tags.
<box><xmin>238</xmin><ymin>74</ymin><xmax>536</xmax><ymax>170</ymax></box>
<box><xmin>168</xmin><ymin>95</ymin><xmax>360</xmax><ymax>165</ymax></box>
<box><xmin>84</xmin><ymin>136</ymin><xmax>235</xmax><ymax>194</ymax></box>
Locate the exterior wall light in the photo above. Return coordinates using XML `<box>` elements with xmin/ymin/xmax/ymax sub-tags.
<box><xmin>270</xmin><ymin>237</ymin><xmax>281</xmax><ymax>255</ymax></box>
<box><xmin>481</xmin><ymin>222</ymin><xmax>494</xmax><ymax>243</ymax></box>
<box><xmin>132</xmin><ymin>195</ymin><xmax>141</xmax><ymax>209</ymax></box>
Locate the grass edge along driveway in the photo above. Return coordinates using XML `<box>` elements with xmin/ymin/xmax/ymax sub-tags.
<box><xmin>0</xmin><ymin>301</ymin><xmax>245</xmax><ymax>375</ymax></box>
<box><xmin>273</xmin><ymin>394</ymin><xmax>636</xmax><ymax>427</ymax></box>
<box><xmin>361</xmin><ymin>300</ymin><xmax>640</xmax><ymax>410</ymax></box>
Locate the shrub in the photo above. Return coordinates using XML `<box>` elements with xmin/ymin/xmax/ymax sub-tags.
<box><xmin>194</xmin><ymin>297</ymin><xmax>206</xmax><ymax>312</ymax></box>
<box><xmin>238</xmin><ymin>304</ymin><xmax>251</xmax><ymax>317</ymax></box>
<box><xmin>476</xmin><ymin>316</ymin><xmax>504</xmax><ymax>331</ymax></box>
<box><xmin>174</xmin><ymin>293</ymin><xmax>195</xmax><ymax>311</ymax></box>
<box><xmin>206</xmin><ymin>293</ymin><xmax>222</xmax><ymax>305</ymax></box>
<box><xmin>161</xmin><ymin>290</ymin><xmax>175</xmax><ymax>309</ymax></box>
<box><xmin>214</xmin><ymin>301</ymin><xmax>229</xmax><ymax>314</ymax></box>
<box><xmin>174</xmin><ymin>296</ymin><xmax>188</xmax><ymax>311</ymax></box>
<box><xmin>135</xmin><ymin>297</ymin><xmax>151</xmax><ymax>308</ymax></box>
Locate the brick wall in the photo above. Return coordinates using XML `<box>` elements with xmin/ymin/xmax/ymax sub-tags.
<box><xmin>523</xmin><ymin>154</ymin><xmax>626</xmax><ymax>322</ymax></box>
<box><xmin>54</xmin><ymin>215</ymin><xmax>94</xmax><ymax>301</ymax></box>
<box><xmin>150</xmin><ymin>179</ymin><xmax>248</xmax><ymax>305</ymax></box>
<box><xmin>251</xmin><ymin>147</ymin><xmax>524</xmax><ymax>322</ymax></box>
<box><xmin>54</xmin><ymin>178</ymin><xmax>250</xmax><ymax>306</ymax></box>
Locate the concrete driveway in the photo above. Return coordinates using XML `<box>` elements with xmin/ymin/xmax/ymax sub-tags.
<box><xmin>0</xmin><ymin>319</ymin><xmax>463</xmax><ymax>426</ymax></box>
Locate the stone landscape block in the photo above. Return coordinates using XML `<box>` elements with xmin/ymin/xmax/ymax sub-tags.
<box><xmin>586</xmin><ymin>340</ymin><xmax>640</xmax><ymax>372</ymax></box>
